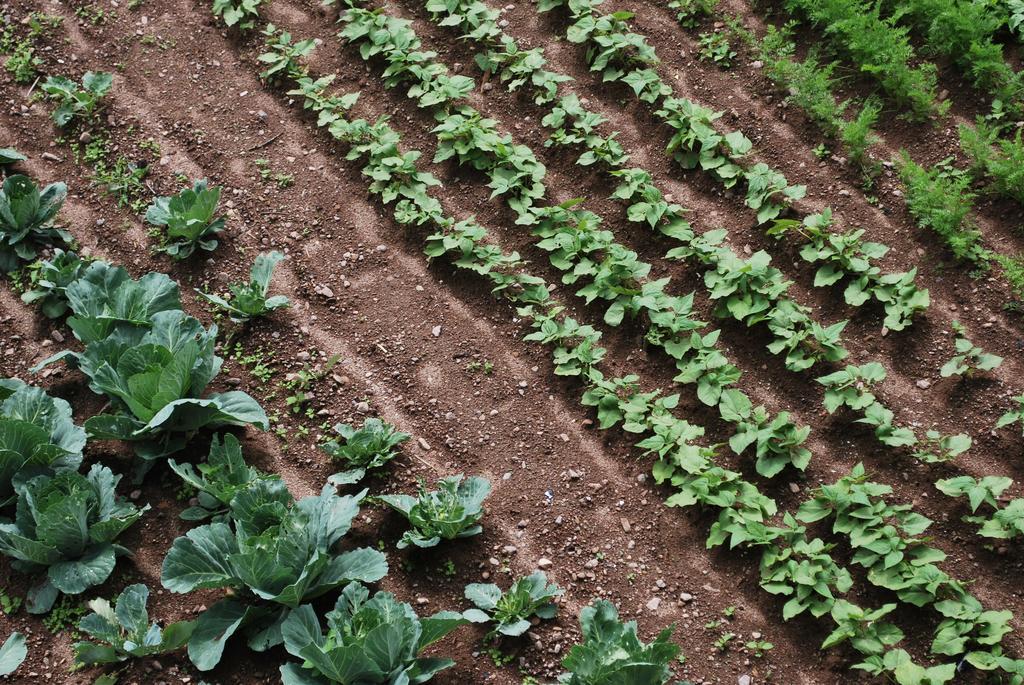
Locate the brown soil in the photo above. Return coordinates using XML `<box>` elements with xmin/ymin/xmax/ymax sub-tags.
<box><xmin>0</xmin><ymin>0</ymin><xmax>1022</xmax><ymax>683</ymax></box>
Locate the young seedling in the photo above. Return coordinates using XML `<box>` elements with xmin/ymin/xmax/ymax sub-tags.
<box><xmin>40</xmin><ymin>71</ymin><xmax>113</xmax><ymax>128</ymax></box>
<box><xmin>321</xmin><ymin>416</ymin><xmax>410</xmax><ymax>485</ymax></box>
<box><xmin>73</xmin><ymin>584</ymin><xmax>194</xmax><ymax>667</ymax></box>
<box><xmin>258</xmin><ymin>24</ymin><xmax>317</xmax><ymax>83</ymax></box>
<box><xmin>196</xmin><ymin>251</ymin><xmax>290</xmax><ymax>322</ymax></box>
<box><xmin>211</xmin><ymin>0</ymin><xmax>263</xmax><ymax>29</ymax></box>
<box><xmin>697</xmin><ymin>31</ymin><xmax>736</xmax><ymax>67</ymax></box>
<box><xmin>168</xmin><ymin>433</ymin><xmax>280</xmax><ymax>522</ymax></box>
<box><xmin>463</xmin><ymin>571</ymin><xmax>563</xmax><ymax>638</ymax></box>
<box><xmin>376</xmin><ymin>475</ymin><xmax>492</xmax><ymax>549</ymax></box>
<box><xmin>746</xmin><ymin>638</ymin><xmax>773</xmax><ymax>657</ymax></box>
<box><xmin>145</xmin><ymin>179</ymin><xmax>225</xmax><ymax>259</ymax></box>
<box><xmin>20</xmin><ymin>249</ymin><xmax>90</xmax><ymax>318</ymax></box>
<box><xmin>940</xmin><ymin>321</ymin><xmax>1002</xmax><ymax>378</ymax></box>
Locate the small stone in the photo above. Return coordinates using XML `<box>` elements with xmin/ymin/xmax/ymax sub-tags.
<box><xmin>50</xmin><ymin>330</ymin><xmax>64</xmax><ymax>343</ymax></box>
<box><xmin>502</xmin><ymin>545</ymin><xmax>518</xmax><ymax>554</ymax></box>
<box><xmin>355</xmin><ymin>401</ymin><xmax>370</xmax><ymax>413</ymax></box>
<box><xmin>646</xmin><ymin>597</ymin><xmax>661</xmax><ymax>611</ymax></box>
<box><xmin>417</xmin><ymin>437</ymin><xmax>431</xmax><ymax>451</ymax></box>
<box><xmin>431</xmin><ymin>325</ymin><xmax>442</xmax><ymax>337</ymax></box>
<box><xmin>620</xmin><ymin>517</ymin><xmax>631</xmax><ymax>532</ymax></box>
<box><xmin>738</xmin><ymin>676</ymin><xmax>751</xmax><ymax>685</ymax></box>
<box><xmin>680</xmin><ymin>592</ymin><xmax>694</xmax><ymax>602</ymax></box>
<box><xmin>537</xmin><ymin>557</ymin><xmax>553</xmax><ymax>569</ymax></box>
<box><xmin>916</xmin><ymin>379</ymin><xmax>931</xmax><ymax>389</ymax></box>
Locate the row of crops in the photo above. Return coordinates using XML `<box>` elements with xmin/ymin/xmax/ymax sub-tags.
<box><xmin>2</xmin><ymin>0</ymin><xmax>1024</xmax><ymax>681</ymax></box>
<box><xmin>0</xmin><ymin>166</ymin><xmax>688</xmax><ymax>680</ymax></box>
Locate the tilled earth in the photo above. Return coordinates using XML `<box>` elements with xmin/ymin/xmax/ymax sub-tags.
<box><xmin>1</xmin><ymin>0</ymin><xmax>1023</xmax><ymax>683</ymax></box>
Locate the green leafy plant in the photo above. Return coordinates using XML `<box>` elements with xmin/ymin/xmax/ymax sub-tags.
<box><xmin>321</xmin><ymin>417</ymin><xmax>410</xmax><ymax>485</ymax></box>
<box><xmin>36</xmin><ymin>310</ymin><xmax>268</xmax><ymax>465</ymax></box>
<box><xmin>197</xmin><ymin>251</ymin><xmax>290</xmax><ymax>322</ymax></box>
<box><xmin>668</xmin><ymin>0</ymin><xmax>718</xmax><ymax>27</ymax></box>
<box><xmin>959</xmin><ymin>120</ymin><xmax>1024</xmax><ymax>205</ymax></box>
<box><xmin>0</xmin><ymin>174</ymin><xmax>71</xmax><ymax>272</ymax></box>
<box><xmin>168</xmin><ymin>433</ymin><xmax>280</xmax><ymax>521</ymax></box>
<box><xmin>57</xmin><ymin>260</ymin><xmax>181</xmax><ymax>345</ymax></box>
<box><xmin>0</xmin><ymin>378</ymin><xmax>86</xmax><ymax>506</ymax></box>
<box><xmin>697</xmin><ymin>31</ymin><xmax>736</xmax><ymax>67</ymax></box>
<box><xmin>91</xmin><ymin>155</ymin><xmax>148</xmax><ymax>212</ymax></box>
<box><xmin>279</xmin><ymin>582</ymin><xmax>469</xmax><ymax>684</ymax></box>
<box><xmin>144</xmin><ymin>180</ymin><xmax>225</xmax><ymax>259</ymax></box>
<box><xmin>463</xmin><ymin>571</ymin><xmax>563</xmax><ymax>638</ymax></box>
<box><xmin>4</xmin><ymin>38</ymin><xmax>41</xmax><ymax>83</ymax></box>
<box><xmin>161</xmin><ymin>482</ymin><xmax>387</xmax><ymax>671</ymax></box>
<box><xmin>1011</xmin><ymin>0</ymin><xmax>1024</xmax><ymax>39</ymax></box>
<box><xmin>996</xmin><ymin>395</ymin><xmax>1024</xmax><ymax>435</ymax></box>
<box><xmin>258</xmin><ymin>24</ymin><xmax>317</xmax><ymax>82</ymax></box>
<box><xmin>73</xmin><ymin>583</ymin><xmax>195</xmax><ymax>666</ymax></box>
<box><xmin>212</xmin><ymin>0</ymin><xmax>263</xmax><ymax>29</ymax></box>
<box><xmin>0</xmin><ymin>464</ymin><xmax>148</xmax><ymax>614</ymax></box>
<box><xmin>20</xmin><ymin>249</ymin><xmax>90</xmax><ymax>317</ymax></box>
<box><xmin>718</xmin><ymin>389</ymin><xmax>810</xmax><ymax>478</ymax></box>
<box><xmin>746</xmin><ymin>638</ymin><xmax>773</xmax><ymax>657</ymax></box>
<box><xmin>779</xmin><ymin>0</ymin><xmax>945</xmax><ymax>120</ymax></box>
<box><xmin>937</xmin><ymin>476</ymin><xmax>1024</xmax><ymax>541</ymax></box>
<box><xmin>558</xmin><ymin>599</ymin><xmax>680</xmax><ymax>684</ymax></box>
<box><xmin>940</xmin><ymin>321</ymin><xmax>1002</xmax><ymax>378</ymax></box>
<box><xmin>0</xmin><ymin>632</ymin><xmax>26</xmax><ymax>677</ymax></box>
<box><xmin>821</xmin><ymin>600</ymin><xmax>903</xmax><ymax>663</ymax></box>
<box><xmin>898</xmin><ymin>155</ymin><xmax>988</xmax><ymax>269</ymax></box>
<box><xmin>376</xmin><ymin>475</ymin><xmax>491</xmax><ymax>549</ymax></box>
<box><xmin>40</xmin><ymin>71</ymin><xmax>113</xmax><ymax>127</ymax></box>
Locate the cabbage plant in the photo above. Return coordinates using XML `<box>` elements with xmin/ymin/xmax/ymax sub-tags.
<box><xmin>20</xmin><ymin>249</ymin><xmax>90</xmax><ymax>318</ymax></box>
<box><xmin>161</xmin><ymin>482</ymin><xmax>388</xmax><ymax>671</ymax></box>
<box><xmin>37</xmin><ymin>310</ymin><xmax>267</xmax><ymax>465</ymax></box>
<box><xmin>322</xmin><ymin>417</ymin><xmax>410</xmax><ymax>485</ymax></box>
<box><xmin>464</xmin><ymin>571</ymin><xmax>563</xmax><ymax>638</ymax></box>
<box><xmin>0</xmin><ymin>174</ymin><xmax>70</xmax><ymax>271</ymax></box>
<box><xmin>61</xmin><ymin>260</ymin><xmax>182</xmax><ymax>345</ymax></box>
<box><xmin>559</xmin><ymin>600</ymin><xmax>680</xmax><ymax>684</ymax></box>
<box><xmin>168</xmin><ymin>433</ymin><xmax>280</xmax><ymax>522</ymax></box>
<box><xmin>376</xmin><ymin>475</ymin><xmax>491</xmax><ymax>549</ymax></box>
<box><xmin>145</xmin><ymin>180</ymin><xmax>225</xmax><ymax>259</ymax></box>
<box><xmin>196</xmin><ymin>251</ymin><xmax>290</xmax><ymax>322</ymax></box>
<box><xmin>73</xmin><ymin>583</ymin><xmax>195</xmax><ymax>667</ymax></box>
<box><xmin>279</xmin><ymin>582</ymin><xmax>468</xmax><ymax>684</ymax></box>
<box><xmin>0</xmin><ymin>464</ymin><xmax>148</xmax><ymax>614</ymax></box>
<box><xmin>40</xmin><ymin>71</ymin><xmax>113</xmax><ymax>127</ymax></box>
<box><xmin>0</xmin><ymin>378</ymin><xmax>86</xmax><ymax>506</ymax></box>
